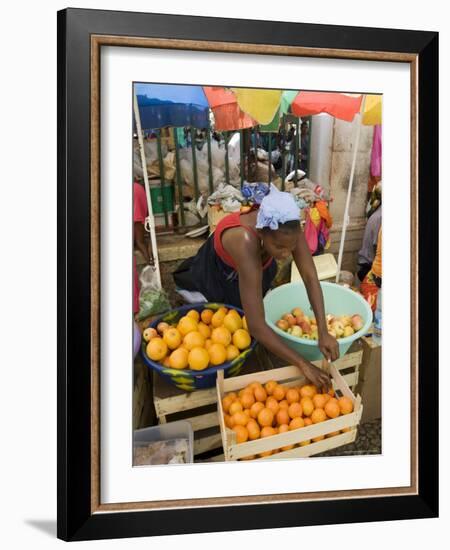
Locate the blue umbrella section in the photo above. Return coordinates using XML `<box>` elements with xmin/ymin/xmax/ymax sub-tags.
<box><xmin>134</xmin><ymin>83</ymin><xmax>210</xmax><ymax>129</ymax></box>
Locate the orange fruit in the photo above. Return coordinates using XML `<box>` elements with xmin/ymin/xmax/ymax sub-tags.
<box><xmin>303</xmin><ymin>417</ymin><xmax>313</xmax><ymax>427</ymax></box>
<box><xmin>266</xmin><ymin>396</ymin><xmax>280</xmax><ymax>416</ymax></box>
<box><xmin>250</xmin><ymin>401</ymin><xmax>265</xmax><ymax>419</ymax></box>
<box><xmin>222</xmin><ymin>395</ymin><xmax>235</xmax><ymax>414</ymax></box>
<box><xmin>197</xmin><ymin>322</ymin><xmax>211</xmax><ymax>339</ymax></box>
<box><xmin>259</xmin><ymin>450</ymin><xmax>273</xmax><ymax>458</ymax></box>
<box><xmin>143</xmin><ymin>327</ymin><xmax>158</xmax><ymax>342</ymax></box>
<box><xmin>247</xmin><ymin>419</ymin><xmax>261</xmax><ymax>440</ymax></box>
<box><xmin>260</xmin><ymin>426</ymin><xmax>277</xmax><ymax>438</ymax></box>
<box><xmin>240</xmin><ymin>392</ymin><xmax>255</xmax><ymax>409</ymax></box>
<box><xmin>322</xmin><ymin>393</ymin><xmax>331</xmax><ymax>405</ymax></box>
<box><xmin>208</xmin><ymin>343</ymin><xmax>227</xmax><ymax>366</ymax></box>
<box><xmin>229</xmin><ymin>401</ymin><xmax>243</xmax><ymax>416</ymax></box>
<box><xmin>204</xmin><ymin>338</ymin><xmax>213</xmax><ymax>350</ymax></box>
<box><xmin>272</xmin><ymin>385</ymin><xmax>286</xmax><ymax>401</ymax></box>
<box><xmin>226</xmin><ymin>345</ymin><xmax>240</xmax><ymax>361</ymax></box>
<box><xmin>224</xmin><ymin>414</ymin><xmax>235</xmax><ymax>429</ymax></box>
<box><xmin>326</xmin><ymin>431</ymin><xmax>341</xmax><ymax>438</ymax></box>
<box><xmin>328</xmin><ymin>388</ymin><xmax>335</xmax><ymax>397</ymax></box>
<box><xmin>278</xmin><ymin>399</ymin><xmax>289</xmax><ymax>410</ymax></box>
<box><xmin>162</xmin><ymin>356</ymin><xmax>171</xmax><ymax>367</ymax></box>
<box><xmin>227</xmin><ymin>392</ymin><xmax>237</xmax><ymax>400</ymax></box>
<box><xmin>299</xmin><ymin>439</ymin><xmax>311</xmax><ymax>447</ymax></box>
<box><xmin>249</xmin><ymin>381</ymin><xmax>263</xmax><ymax>392</ymax></box>
<box><xmin>223</xmin><ymin>312</ymin><xmax>243</xmax><ymax>333</ymax></box>
<box><xmin>211</xmin><ymin>326</ymin><xmax>232</xmax><ymax>347</ymax></box>
<box><xmin>232</xmin><ymin>329</ymin><xmax>251</xmax><ymax>350</ymax></box>
<box><xmin>183</xmin><ymin>331</ymin><xmax>205</xmax><ymax>351</ymax></box>
<box><xmin>264</xmin><ymin>380</ymin><xmax>278</xmax><ymax>396</ymax></box>
<box><xmin>169</xmin><ymin>347</ymin><xmax>189</xmax><ymax>369</ymax></box>
<box><xmin>311</xmin><ymin>408</ymin><xmax>327</xmax><ymax>423</ymax></box>
<box><xmin>186</xmin><ymin>309</ymin><xmax>200</xmax><ymax>322</ymax></box>
<box><xmin>257</xmin><ymin>408</ymin><xmax>274</xmax><ymax>427</ymax></box>
<box><xmin>286</xmin><ymin>388</ymin><xmax>300</xmax><ymax>404</ymax></box>
<box><xmin>289</xmin><ymin>417</ymin><xmax>305</xmax><ymax>430</ymax></box>
<box><xmin>276</xmin><ymin>409</ymin><xmax>290</xmax><ymax>426</ymax></box>
<box><xmin>232</xmin><ymin>411</ymin><xmax>249</xmax><ymax>427</ymax></box>
<box><xmin>242</xmin><ymin>316</ymin><xmax>248</xmax><ymax>331</ymax></box>
<box><xmin>312</xmin><ymin>394</ymin><xmax>328</xmax><ymax>409</ymax></box>
<box><xmin>211</xmin><ymin>311</ymin><xmax>226</xmax><ymax>328</ymax></box>
<box><xmin>232</xmin><ymin>425</ymin><xmax>249</xmax><ymax>443</ymax></box>
<box><xmin>200</xmin><ymin>309</ymin><xmax>214</xmax><ymax>325</ymax></box>
<box><xmin>324</xmin><ymin>398</ymin><xmax>340</xmax><ymax>419</ymax></box>
<box><xmin>163</xmin><ymin>327</ymin><xmax>182</xmax><ymax>350</ymax></box>
<box><xmin>278</xmin><ymin>424</ymin><xmax>294</xmax><ymax>451</ymax></box>
<box><xmin>243</xmin><ymin>408</ymin><xmax>252</xmax><ymax>420</ymax></box>
<box><xmin>177</xmin><ymin>316</ymin><xmax>198</xmax><ymax>336</ymax></box>
<box><xmin>288</xmin><ymin>402</ymin><xmax>303</xmax><ymax>419</ymax></box>
<box><xmin>238</xmin><ymin>387</ymin><xmax>253</xmax><ymax>398</ymax></box>
<box><xmin>299</xmin><ymin>385</ymin><xmax>317</xmax><ymax>399</ymax></box>
<box><xmin>146</xmin><ymin>338</ymin><xmax>168</xmax><ymax>361</ymax></box>
<box><xmin>187</xmin><ymin>347</ymin><xmax>210</xmax><ymax>371</ymax></box>
<box><xmin>240</xmin><ymin>455</ymin><xmax>255</xmax><ymax>461</ymax></box>
<box><xmin>341</xmin><ymin>427</ymin><xmax>351</xmax><ymax>433</ymax></box>
<box><xmin>338</xmin><ymin>396</ymin><xmax>354</xmax><ymax>415</ymax></box>
<box><xmin>300</xmin><ymin>397</ymin><xmax>314</xmax><ymax>417</ymax></box>
<box><xmin>254</xmin><ymin>386</ymin><xmax>268</xmax><ymax>403</ymax></box>
<box><xmin>312</xmin><ymin>435</ymin><xmax>325</xmax><ymax>442</ymax></box>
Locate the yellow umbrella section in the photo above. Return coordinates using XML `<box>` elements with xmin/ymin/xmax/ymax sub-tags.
<box><xmin>362</xmin><ymin>94</ymin><xmax>382</xmax><ymax>125</ymax></box>
<box><xmin>231</xmin><ymin>88</ymin><xmax>283</xmax><ymax>126</ymax></box>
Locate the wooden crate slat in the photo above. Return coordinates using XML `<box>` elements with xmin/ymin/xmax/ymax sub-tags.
<box><xmin>194</xmin><ymin>432</ymin><xmax>223</xmax><ymax>456</ymax></box>
<box><xmin>186</xmin><ymin>411</ymin><xmax>219</xmax><ymax>432</ymax></box>
<box><xmin>254</xmin><ymin>429</ymin><xmax>358</xmax><ymax>460</ymax></box>
<box><xmin>154</xmin><ymin>388</ymin><xmax>217</xmax><ymax>417</ymax></box>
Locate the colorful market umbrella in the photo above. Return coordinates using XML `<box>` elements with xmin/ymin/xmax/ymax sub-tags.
<box><xmin>291</xmin><ymin>91</ymin><xmax>363</xmax><ymax>122</ymax></box>
<box><xmin>135</xmin><ymin>83</ymin><xmax>210</xmax><ymax>129</ymax></box>
<box><xmin>202</xmin><ymin>86</ymin><xmax>257</xmax><ymax>131</ymax></box>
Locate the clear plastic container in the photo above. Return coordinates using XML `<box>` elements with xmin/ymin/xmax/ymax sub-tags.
<box><xmin>134</xmin><ymin>420</ymin><xmax>194</xmax><ymax>465</ymax></box>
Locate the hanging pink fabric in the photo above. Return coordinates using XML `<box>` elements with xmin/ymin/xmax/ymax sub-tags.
<box><xmin>304</xmin><ymin>210</ymin><xmax>318</xmax><ymax>254</ymax></box>
<box><xmin>370</xmin><ymin>125</ymin><xmax>382</xmax><ymax>177</ymax></box>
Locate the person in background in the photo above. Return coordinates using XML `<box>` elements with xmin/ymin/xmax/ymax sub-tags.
<box><xmin>357</xmin><ymin>182</ymin><xmax>382</xmax><ymax>282</ymax></box>
<box><xmin>299</xmin><ymin>121</ymin><xmax>310</xmax><ymax>173</ymax></box>
<box><xmin>173</xmin><ymin>184</ymin><xmax>338</xmax><ymax>391</ymax></box>
<box><xmin>360</xmin><ymin>226</ymin><xmax>382</xmax><ymax>312</ymax></box>
<box><xmin>133</xmin><ymin>181</ymin><xmax>154</xmax><ymax>316</ymax></box>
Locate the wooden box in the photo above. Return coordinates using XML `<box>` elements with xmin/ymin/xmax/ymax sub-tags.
<box><xmin>217</xmin><ymin>354</ymin><xmax>363</xmax><ymax>461</ymax></box>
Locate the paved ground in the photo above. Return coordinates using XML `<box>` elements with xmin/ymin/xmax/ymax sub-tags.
<box><xmin>317</xmin><ymin>419</ymin><xmax>381</xmax><ymax>457</ymax></box>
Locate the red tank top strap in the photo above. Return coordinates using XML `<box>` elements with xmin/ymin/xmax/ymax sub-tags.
<box><xmin>213</xmin><ymin>211</ymin><xmax>273</xmax><ymax>270</ymax></box>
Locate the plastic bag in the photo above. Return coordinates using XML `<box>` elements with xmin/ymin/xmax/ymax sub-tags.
<box><xmin>138</xmin><ymin>266</ymin><xmax>171</xmax><ymax>320</ymax></box>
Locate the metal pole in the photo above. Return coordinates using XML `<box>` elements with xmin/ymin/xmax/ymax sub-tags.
<box><xmin>190</xmin><ymin>128</ymin><xmax>199</xmax><ymax>201</ymax></box>
<box><xmin>156</xmin><ymin>130</ymin><xmax>169</xmax><ymax>228</ymax></box>
<box><xmin>335</xmin><ymin>95</ymin><xmax>367</xmax><ymax>282</ymax></box>
<box><xmin>224</xmin><ymin>131</ymin><xmax>230</xmax><ymax>185</ymax></box>
<box><xmin>173</xmin><ymin>129</ymin><xmax>186</xmax><ymax>227</ymax></box>
<box><xmin>294</xmin><ymin>118</ymin><xmax>300</xmax><ymax>184</ymax></box>
<box><xmin>268</xmin><ymin>133</ymin><xmax>272</xmax><ymax>184</ymax></box>
<box><xmin>206</xmin><ymin>128</ymin><xmax>214</xmax><ymax>194</ymax></box>
<box><xmin>240</xmin><ymin>129</ymin><xmax>245</xmax><ymax>187</ymax></box>
<box><xmin>132</xmin><ymin>92</ymin><xmax>161</xmax><ymax>288</ymax></box>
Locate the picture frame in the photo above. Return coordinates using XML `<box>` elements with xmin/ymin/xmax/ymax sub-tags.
<box><xmin>57</xmin><ymin>8</ymin><xmax>438</xmax><ymax>541</ymax></box>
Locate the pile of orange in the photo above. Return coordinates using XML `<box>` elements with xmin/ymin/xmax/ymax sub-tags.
<box><xmin>143</xmin><ymin>307</ymin><xmax>251</xmax><ymax>371</ymax></box>
<box><xmin>221</xmin><ymin>379</ymin><xmax>354</xmax><ymax>459</ymax></box>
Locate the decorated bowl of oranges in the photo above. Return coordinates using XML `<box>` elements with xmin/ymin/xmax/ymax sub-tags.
<box><xmin>141</xmin><ymin>303</ymin><xmax>256</xmax><ymax>391</ymax></box>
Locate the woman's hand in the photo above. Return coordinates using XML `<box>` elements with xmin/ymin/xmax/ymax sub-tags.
<box><xmin>300</xmin><ymin>361</ymin><xmax>331</xmax><ymax>393</ymax></box>
<box><xmin>318</xmin><ymin>332</ymin><xmax>339</xmax><ymax>362</ymax></box>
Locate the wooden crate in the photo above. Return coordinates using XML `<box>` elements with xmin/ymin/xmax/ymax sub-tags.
<box><xmin>152</xmin><ymin>346</ymin><xmax>268</xmax><ymax>460</ymax></box>
<box><xmin>217</xmin><ymin>352</ymin><xmax>363</xmax><ymax>461</ymax></box>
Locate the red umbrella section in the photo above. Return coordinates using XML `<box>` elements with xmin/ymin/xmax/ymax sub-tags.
<box><xmin>291</xmin><ymin>91</ymin><xmax>363</xmax><ymax>122</ymax></box>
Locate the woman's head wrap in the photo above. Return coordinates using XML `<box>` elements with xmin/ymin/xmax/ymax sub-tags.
<box><xmin>255</xmin><ymin>183</ymin><xmax>300</xmax><ymax>231</ymax></box>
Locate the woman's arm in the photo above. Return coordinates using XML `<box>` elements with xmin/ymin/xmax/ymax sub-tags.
<box><xmin>292</xmin><ymin>230</ymin><xmax>339</xmax><ymax>361</ymax></box>
<box><xmin>227</xmin><ymin>232</ymin><xmax>330</xmax><ymax>391</ymax></box>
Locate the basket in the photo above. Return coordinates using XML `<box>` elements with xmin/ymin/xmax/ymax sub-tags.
<box><xmin>263</xmin><ymin>281</ymin><xmax>372</xmax><ymax>361</ymax></box>
<box><xmin>141</xmin><ymin>302</ymin><xmax>257</xmax><ymax>391</ymax></box>
<box><xmin>217</xmin><ymin>356</ymin><xmax>363</xmax><ymax>461</ymax></box>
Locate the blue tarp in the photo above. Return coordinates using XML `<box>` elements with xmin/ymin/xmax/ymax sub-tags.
<box><xmin>135</xmin><ymin>83</ymin><xmax>210</xmax><ymax>129</ymax></box>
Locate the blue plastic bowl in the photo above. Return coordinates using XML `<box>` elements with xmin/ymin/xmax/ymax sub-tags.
<box><xmin>141</xmin><ymin>302</ymin><xmax>256</xmax><ymax>391</ymax></box>
<box><xmin>263</xmin><ymin>282</ymin><xmax>372</xmax><ymax>361</ymax></box>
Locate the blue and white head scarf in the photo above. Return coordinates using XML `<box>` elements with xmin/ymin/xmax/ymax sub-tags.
<box><xmin>255</xmin><ymin>183</ymin><xmax>300</xmax><ymax>230</ymax></box>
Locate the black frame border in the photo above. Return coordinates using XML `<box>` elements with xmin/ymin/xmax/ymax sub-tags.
<box><xmin>57</xmin><ymin>8</ymin><xmax>438</xmax><ymax>541</ymax></box>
